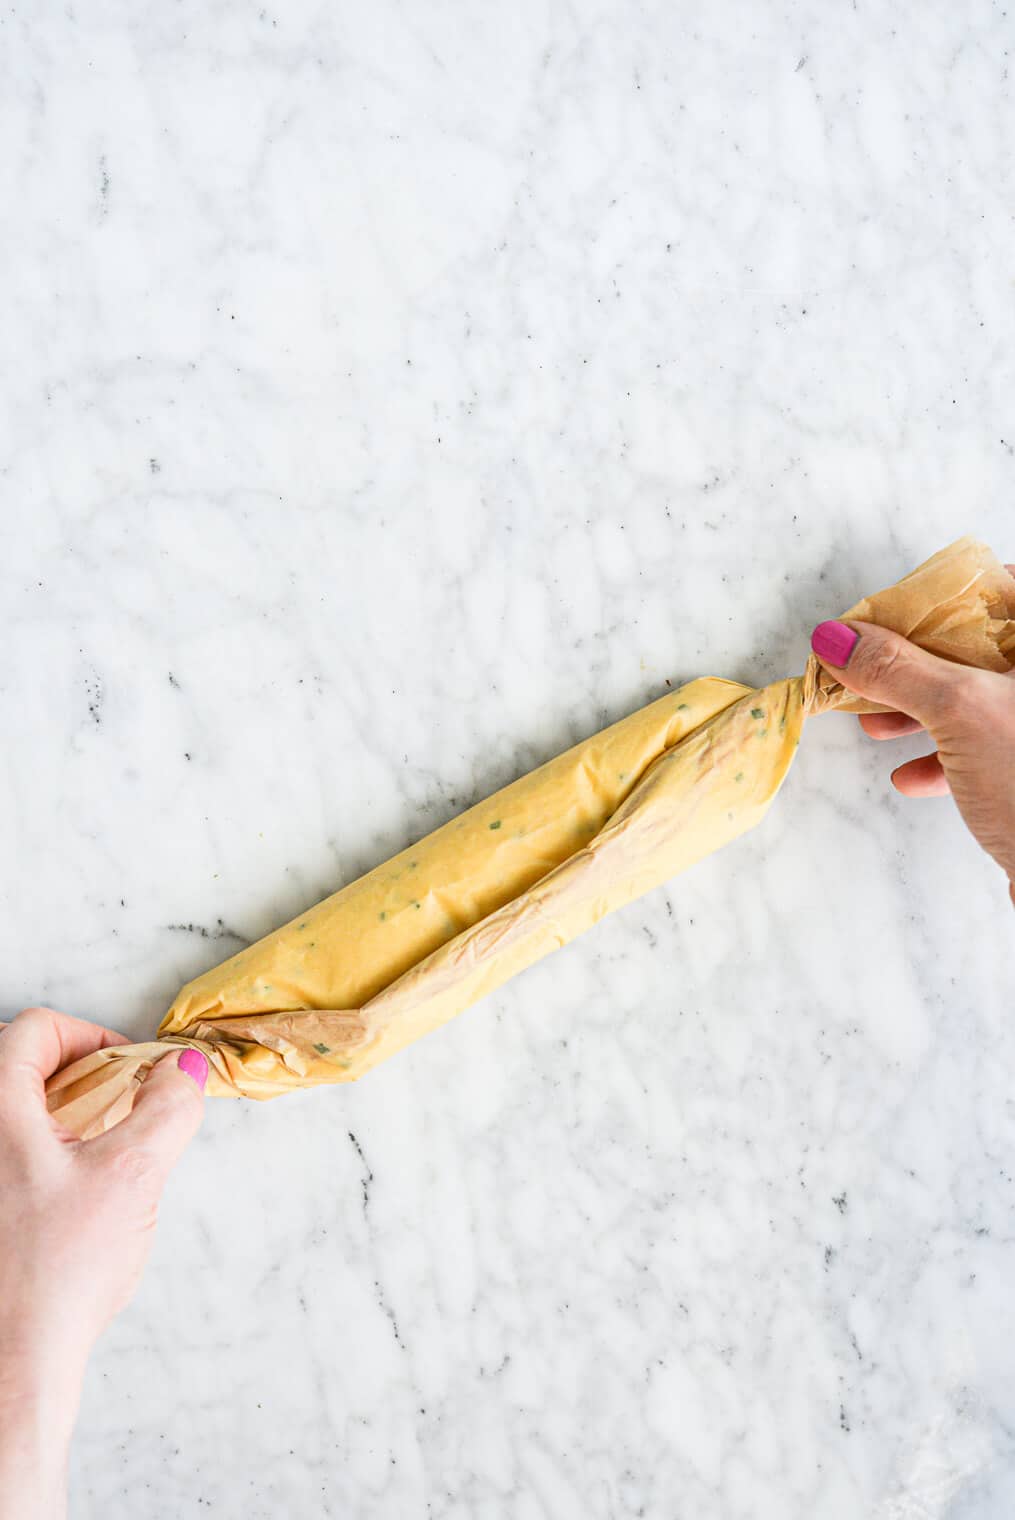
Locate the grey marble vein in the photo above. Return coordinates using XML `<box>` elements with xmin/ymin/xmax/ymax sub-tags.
<box><xmin>2</xmin><ymin>1</ymin><xmax>1015</xmax><ymax>1516</ymax></box>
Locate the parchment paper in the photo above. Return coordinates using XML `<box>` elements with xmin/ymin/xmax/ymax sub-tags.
<box><xmin>45</xmin><ymin>538</ymin><xmax>1015</xmax><ymax>1139</ymax></box>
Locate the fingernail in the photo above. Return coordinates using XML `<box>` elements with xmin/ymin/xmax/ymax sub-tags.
<box><xmin>177</xmin><ymin>1048</ymin><xmax>208</xmax><ymax>1092</ymax></box>
<box><xmin>811</xmin><ymin>620</ymin><xmax>859</xmax><ymax>667</ymax></box>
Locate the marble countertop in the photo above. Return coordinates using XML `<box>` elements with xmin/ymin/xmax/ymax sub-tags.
<box><xmin>4</xmin><ymin>3</ymin><xmax>1015</xmax><ymax>1516</ymax></box>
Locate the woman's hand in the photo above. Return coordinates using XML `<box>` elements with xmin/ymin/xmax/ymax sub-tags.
<box><xmin>811</xmin><ymin>605</ymin><xmax>1015</xmax><ymax>897</ymax></box>
<box><xmin>0</xmin><ymin>1007</ymin><xmax>207</xmax><ymax>1519</ymax></box>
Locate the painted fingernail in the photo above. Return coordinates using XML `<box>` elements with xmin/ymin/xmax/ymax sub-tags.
<box><xmin>177</xmin><ymin>1048</ymin><xmax>208</xmax><ymax>1091</ymax></box>
<box><xmin>811</xmin><ymin>620</ymin><xmax>859</xmax><ymax>667</ymax></box>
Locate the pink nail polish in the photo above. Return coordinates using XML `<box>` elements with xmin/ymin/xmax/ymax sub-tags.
<box><xmin>177</xmin><ymin>1048</ymin><xmax>208</xmax><ymax>1091</ymax></box>
<box><xmin>811</xmin><ymin>620</ymin><xmax>859</xmax><ymax>667</ymax></box>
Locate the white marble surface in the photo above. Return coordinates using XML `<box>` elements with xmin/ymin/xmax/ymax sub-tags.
<box><xmin>3</xmin><ymin>2</ymin><xmax>1015</xmax><ymax>1516</ymax></box>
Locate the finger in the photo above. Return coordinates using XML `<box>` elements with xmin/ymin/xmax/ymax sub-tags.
<box><xmin>85</xmin><ymin>1049</ymin><xmax>207</xmax><ymax>1186</ymax></box>
<box><xmin>1004</xmin><ymin>565</ymin><xmax>1015</xmax><ymax>677</ymax></box>
<box><xmin>0</xmin><ymin>1007</ymin><xmax>129</xmax><ymax>1118</ymax></box>
<box><xmin>891</xmin><ymin>752</ymin><xmax>951</xmax><ymax>797</ymax></box>
<box><xmin>859</xmin><ymin>711</ymin><xmax>926</xmax><ymax>741</ymax></box>
<box><xmin>811</xmin><ymin>619</ymin><xmax>968</xmax><ymax>729</ymax></box>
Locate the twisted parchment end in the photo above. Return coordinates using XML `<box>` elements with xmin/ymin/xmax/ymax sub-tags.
<box><xmin>44</xmin><ymin>537</ymin><xmax>1015</xmax><ymax>1140</ymax></box>
<box><xmin>803</xmin><ymin>535</ymin><xmax>1015</xmax><ymax>716</ymax></box>
<box><xmin>43</xmin><ymin>1020</ymin><xmax>318</xmax><ymax>1137</ymax></box>
<box><xmin>44</xmin><ymin>1039</ymin><xmax>227</xmax><ymax>1140</ymax></box>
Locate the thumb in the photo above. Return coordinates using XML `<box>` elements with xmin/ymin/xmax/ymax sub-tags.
<box><xmin>810</xmin><ymin>619</ymin><xmax>964</xmax><ymax>727</ymax></box>
<box><xmin>87</xmin><ymin>1048</ymin><xmax>207</xmax><ymax>1183</ymax></box>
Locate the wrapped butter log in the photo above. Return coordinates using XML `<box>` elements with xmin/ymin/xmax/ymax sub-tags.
<box><xmin>47</xmin><ymin>538</ymin><xmax>1015</xmax><ymax>1139</ymax></box>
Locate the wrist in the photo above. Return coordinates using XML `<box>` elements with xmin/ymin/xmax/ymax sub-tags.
<box><xmin>0</xmin><ymin>1379</ymin><xmax>79</xmax><ymax>1520</ymax></box>
<box><xmin>0</xmin><ymin>1330</ymin><xmax>86</xmax><ymax>1520</ymax></box>
<box><xmin>0</xmin><ymin>1317</ymin><xmax>88</xmax><ymax>1415</ymax></box>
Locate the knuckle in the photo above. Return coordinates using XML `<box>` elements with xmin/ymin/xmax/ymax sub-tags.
<box><xmin>13</xmin><ymin>1006</ymin><xmax>51</xmax><ymax>1029</ymax></box>
<box><xmin>934</xmin><ymin>669</ymin><xmax>995</xmax><ymax>725</ymax></box>
<box><xmin>856</xmin><ymin>638</ymin><xmax>904</xmax><ymax>686</ymax></box>
<box><xmin>155</xmin><ymin>1083</ymin><xmax>202</xmax><ymax>1126</ymax></box>
<box><xmin>0</xmin><ymin>1007</ymin><xmax>56</xmax><ymax>1053</ymax></box>
<box><xmin>112</xmin><ymin>1143</ymin><xmax>160</xmax><ymax>1190</ymax></box>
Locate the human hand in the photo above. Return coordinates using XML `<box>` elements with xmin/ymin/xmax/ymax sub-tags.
<box><xmin>0</xmin><ymin>1007</ymin><xmax>207</xmax><ymax>1519</ymax></box>
<box><xmin>811</xmin><ymin>594</ymin><xmax>1015</xmax><ymax>898</ymax></box>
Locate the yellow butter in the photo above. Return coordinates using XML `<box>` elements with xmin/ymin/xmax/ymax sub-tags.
<box><xmin>45</xmin><ymin>538</ymin><xmax>1015</xmax><ymax>1138</ymax></box>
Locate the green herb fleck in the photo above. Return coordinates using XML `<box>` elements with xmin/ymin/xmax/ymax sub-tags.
<box><xmin>759</xmin><ymin>728</ymin><xmax>768</xmax><ymax>738</ymax></box>
<box><xmin>735</xmin><ymin>771</ymin><xmax>744</xmax><ymax>782</ymax></box>
<box><xmin>413</xmin><ymin>900</ymin><xmax>421</xmax><ymax>909</ymax></box>
<box><xmin>677</xmin><ymin>702</ymin><xmax>689</xmax><ymax>711</ymax></box>
<box><xmin>298</xmin><ymin>921</ymin><xmax>308</xmax><ymax>930</ymax></box>
<box><xmin>750</xmin><ymin>706</ymin><xmax>764</xmax><ymax>719</ymax></box>
<box><xmin>312</xmin><ymin>1042</ymin><xmax>331</xmax><ymax>1056</ymax></box>
<box><xmin>379</xmin><ymin>911</ymin><xmax>387</xmax><ymax>921</ymax></box>
<box><xmin>409</xmin><ymin>859</ymin><xmax>418</xmax><ymax>869</ymax></box>
<box><xmin>489</xmin><ymin>820</ymin><xmax>502</xmax><ymax>830</ymax></box>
